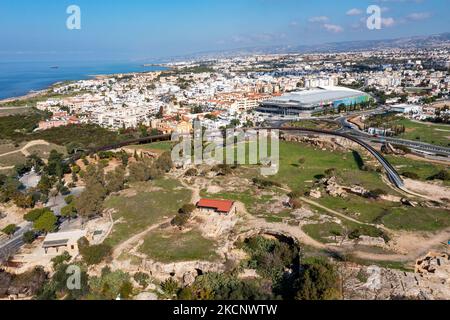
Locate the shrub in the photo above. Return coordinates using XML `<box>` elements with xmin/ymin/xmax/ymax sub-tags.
<box><xmin>402</xmin><ymin>172</ymin><xmax>419</xmax><ymax>180</ymax></box>
<box><xmin>119</xmin><ymin>281</ymin><xmax>134</xmax><ymax>299</ymax></box>
<box><xmin>171</xmin><ymin>214</ymin><xmax>190</xmax><ymax>227</ymax></box>
<box><xmin>23</xmin><ymin>231</ymin><xmax>37</xmax><ymax>244</ymax></box>
<box><xmin>252</xmin><ymin>178</ymin><xmax>282</xmax><ymax>189</ymax></box>
<box><xmin>64</xmin><ymin>195</ymin><xmax>75</xmax><ymax>204</ymax></box>
<box><xmin>185</xmin><ymin>168</ymin><xmax>198</xmax><ymax>177</ymax></box>
<box><xmin>78</xmin><ymin>242</ymin><xmax>112</xmax><ymax>266</ymax></box>
<box><xmin>154</xmin><ymin>152</ymin><xmax>173</xmax><ymax>173</ymax></box>
<box><xmin>290</xmin><ymin>199</ymin><xmax>303</xmax><ymax>209</ymax></box>
<box><xmin>366</xmin><ymin>189</ymin><xmax>387</xmax><ymax>199</ymax></box>
<box><xmin>134</xmin><ymin>272</ymin><xmax>150</xmax><ymax>288</ymax></box>
<box><xmin>295</xmin><ymin>258</ymin><xmax>341</xmax><ymax>300</ymax></box>
<box><xmin>179</xmin><ymin>204</ymin><xmax>196</xmax><ymax>215</ymax></box>
<box><xmin>51</xmin><ymin>251</ymin><xmax>72</xmax><ymax>269</ymax></box>
<box><xmin>161</xmin><ymin>278</ymin><xmax>179</xmax><ymax>296</ymax></box>
<box><xmin>212</xmin><ymin>164</ymin><xmax>233</xmax><ymax>176</ymax></box>
<box><xmin>428</xmin><ymin>170</ymin><xmax>450</xmax><ymax>181</ymax></box>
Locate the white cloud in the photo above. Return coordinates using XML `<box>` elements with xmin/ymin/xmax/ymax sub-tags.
<box><xmin>407</xmin><ymin>12</ymin><xmax>431</xmax><ymax>20</ymax></box>
<box><xmin>323</xmin><ymin>24</ymin><xmax>344</xmax><ymax>33</ymax></box>
<box><xmin>346</xmin><ymin>8</ymin><xmax>363</xmax><ymax>16</ymax></box>
<box><xmin>308</xmin><ymin>16</ymin><xmax>329</xmax><ymax>23</ymax></box>
<box><xmin>381</xmin><ymin>17</ymin><xmax>396</xmax><ymax>27</ymax></box>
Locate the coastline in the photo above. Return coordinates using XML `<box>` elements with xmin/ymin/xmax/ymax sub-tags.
<box><xmin>0</xmin><ymin>66</ymin><xmax>167</xmax><ymax>105</ymax></box>
<box><xmin>0</xmin><ymin>89</ymin><xmax>48</xmax><ymax>104</ymax></box>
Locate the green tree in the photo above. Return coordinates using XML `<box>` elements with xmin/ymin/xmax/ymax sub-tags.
<box><xmin>37</xmin><ymin>174</ymin><xmax>53</xmax><ymax>195</ymax></box>
<box><xmin>295</xmin><ymin>258</ymin><xmax>341</xmax><ymax>300</ymax></box>
<box><xmin>34</xmin><ymin>211</ymin><xmax>57</xmax><ymax>233</ymax></box>
<box><xmin>154</xmin><ymin>152</ymin><xmax>173</xmax><ymax>173</ymax></box>
<box><xmin>128</xmin><ymin>161</ymin><xmax>151</xmax><ymax>182</ymax></box>
<box><xmin>51</xmin><ymin>251</ymin><xmax>72</xmax><ymax>269</ymax></box>
<box><xmin>105</xmin><ymin>166</ymin><xmax>126</xmax><ymax>193</ymax></box>
<box><xmin>133</xmin><ymin>272</ymin><xmax>150</xmax><ymax>288</ymax></box>
<box><xmin>89</xmin><ymin>269</ymin><xmax>131</xmax><ymax>300</ymax></box>
<box><xmin>78</xmin><ymin>239</ymin><xmax>112</xmax><ymax>266</ymax></box>
<box><xmin>119</xmin><ymin>281</ymin><xmax>134</xmax><ymax>299</ymax></box>
<box><xmin>75</xmin><ymin>182</ymin><xmax>106</xmax><ymax>218</ymax></box>
<box><xmin>24</xmin><ymin>208</ymin><xmax>52</xmax><ymax>222</ymax></box>
<box><xmin>64</xmin><ymin>195</ymin><xmax>75</xmax><ymax>204</ymax></box>
<box><xmin>47</xmin><ymin>150</ymin><xmax>70</xmax><ymax>178</ymax></box>
<box><xmin>2</xmin><ymin>224</ymin><xmax>17</xmax><ymax>236</ymax></box>
<box><xmin>161</xmin><ymin>278</ymin><xmax>179</xmax><ymax>297</ymax></box>
<box><xmin>60</xmin><ymin>204</ymin><xmax>78</xmax><ymax>220</ymax></box>
<box><xmin>23</xmin><ymin>230</ymin><xmax>37</xmax><ymax>244</ymax></box>
<box><xmin>12</xmin><ymin>193</ymin><xmax>34</xmax><ymax>208</ymax></box>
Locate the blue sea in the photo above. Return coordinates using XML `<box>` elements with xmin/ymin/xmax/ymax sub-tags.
<box><xmin>0</xmin><ymin>61</ymin><xmax>167</xmax><ymax>100</ymax></box>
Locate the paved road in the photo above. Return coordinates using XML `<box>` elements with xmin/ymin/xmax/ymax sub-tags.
<box><xmin>264</xmin><ymin>126</ymin><xmax>405</xmax><ymax>188</ymax></box>
<box><xmin>0</xmin><ymin>222</ymin><xmax>32</xmax><ymax>264</ymax></box>
<box><xmin>336</xmin><ymin>116</ymin><xmax>450</xmax><ymax>157</ymax></box>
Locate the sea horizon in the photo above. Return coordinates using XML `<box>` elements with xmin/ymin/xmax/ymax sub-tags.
<box><xmin>0</xmin><ymin>60</ymin><xmax>167</xmax><ymax>101</ymax></box>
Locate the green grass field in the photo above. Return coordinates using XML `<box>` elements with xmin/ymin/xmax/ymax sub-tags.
<box><xmin>127</xmin><ymin>141</ymin><xmax>174</xmax><ymax>152</ymax></box>
<box><xmin>381</xmin><ymin>206</ymin><xmax>450</xmax><ymax>232</ymax></box>
<box><xmin>394</xmin><ymin>118</ymin><xmax>450</xmax><ymax>147</ymax></box>
<box><xmin>288</xmin><ymin>120</ymin><xmax>340</xmax><ymax>131</ymax></box>
<box><xmin>269</xmin><ymin>141</ymin><xmax>393</xmax><ymax>194</ymax></box>
<box><xmin>386</xmin><ymin>155</ymin><xmax>450</xmax><ymax>186</ymax></box>
<box><xmin>104</xmin><ymin>178</ymin><xmax>192</xmax><ymax>247</ymax></box>
<box><xmin>303</xmin><ymin>222</ymin><xmax>345</xmax><ymax>243</ymax></box>
<box><xmin>315</xmin><ymin>194</ymin><xmax>450</xmax><ymax>232</ymax></box>
<box><xmin>139</xmin><ymin>228</ymin><xmax>219</xmax><ymax>263</ymax></box>
<box><xmin>209</xmin><ymin>140</ymin><xmax>449</xmax><ymax>233</ymax></box>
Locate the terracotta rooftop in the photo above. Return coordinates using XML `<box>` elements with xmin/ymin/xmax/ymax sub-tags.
<box><xmin>197</xmin><ymin>199</ymin><xmax>235</xmax><ymax>213</ymax></box>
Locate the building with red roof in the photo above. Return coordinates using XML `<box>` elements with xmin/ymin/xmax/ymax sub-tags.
<box><xmin>196</xmin><ymin>199</ymin><xmax>236</xmax><ymax>215</ymax></box>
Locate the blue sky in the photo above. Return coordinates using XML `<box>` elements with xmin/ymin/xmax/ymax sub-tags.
<box><xmin>0</xmin><ymin>0</ymin><xmax>448</xmax><ymax>61</ymax></box>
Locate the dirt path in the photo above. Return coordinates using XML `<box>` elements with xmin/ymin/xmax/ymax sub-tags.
<box><xmin>240</xmin><ymin>198</ymin><xmax>449</xmax><ymax>264</ymax></box>
<box><xmin>247</xmin><ymin>217</ymin><xmax>327</xmax><ymax>249</ymax></box>
<box><xmin>111</xmin><ymin>218</ymin><xmax>172</xmax><ymax>259</ymax></box>
<box><xmin>111</xmin><ymin>178</ymin><xmax>197</xmax><ymax>260</ymax></box>
<box><xmin>300</xmin><ymin>197</ymin><xmax>372</xmax><ymax>226</ymax></box>
<box><xmin>0</xmin><ymin>140</ymin><xmax>50</xmax><ymax>158</ymax></box>
<box><xmin>354</xmin><ymin>229</ymin><xmax>450</xmax><ymax>262</ymax></box>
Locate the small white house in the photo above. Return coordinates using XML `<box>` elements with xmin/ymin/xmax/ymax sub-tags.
<box><xmin>42</xmin><ymin>230</ymin><xmax>87</xmax><ymax>255</ymax></box>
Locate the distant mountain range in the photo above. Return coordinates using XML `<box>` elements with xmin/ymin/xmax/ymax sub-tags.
<box><xmin>158</xmin><ymin>32</ymin><xmax>450</xmax><ymax>62</ymax></box>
